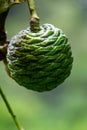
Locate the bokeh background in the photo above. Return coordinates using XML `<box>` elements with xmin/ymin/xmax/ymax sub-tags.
<box><xmin>0</xmin><ymin>0</ymin><xmax>87</xmax><ymax>130</ymax></box>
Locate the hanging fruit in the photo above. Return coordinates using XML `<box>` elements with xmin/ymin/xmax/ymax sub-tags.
<box><xmin>6</xmin><ymin>0</ymin><xmax>73</xmax><ymax>92</ymax></box>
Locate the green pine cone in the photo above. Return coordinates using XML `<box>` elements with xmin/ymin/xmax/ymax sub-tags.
<box><xmin>7</xmin><ymin>23</ymin><xmax>73</xmax><ymax>92</ymax></box>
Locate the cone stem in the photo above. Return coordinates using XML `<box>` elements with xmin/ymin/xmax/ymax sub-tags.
<box><xmin>27</xmin><ymin>0</ymin><xmax>40</xmax><ymax>32</ymax></box>
<box><xmin>0</xmin><ymin>87</ymin><xmax>25</xmax><ymax>130</ymax></box>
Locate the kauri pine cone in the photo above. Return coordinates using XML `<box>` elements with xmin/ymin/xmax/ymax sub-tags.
<box><xmin>7</xmin><ymin>24</ymin><xmax>73</xmax><ymax>92</ymax></box>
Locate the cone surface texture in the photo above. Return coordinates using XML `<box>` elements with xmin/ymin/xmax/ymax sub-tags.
<box><xmin>7</xmin><ymin>24</ymin><xmax>73</xmax><ymax>92</ymax></box>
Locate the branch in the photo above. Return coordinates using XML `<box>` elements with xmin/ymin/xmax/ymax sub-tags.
<box><xmin>27</xmin><ymin>0</ymin><xmax>40</xmax><ymax>32</ymax></box>
<box><xmin>0</xmin><ymin>10</ymin><xmax>9</xmax><ymax>61</ymax></box>
<box><xmin>0</xmin><ymin>87</ymin><xmax>25</xmax><ymax>130</ymax></box>
<box><xmin>0</xmin><ymin>0</ymin><xmax>26</xmax><ymax>14</ymax></box>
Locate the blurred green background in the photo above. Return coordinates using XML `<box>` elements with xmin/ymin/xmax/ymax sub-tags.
<box><xmin>0</xmin><ymin>0</ymin><xmax>87</xmax><ymax>130</ymax></box>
